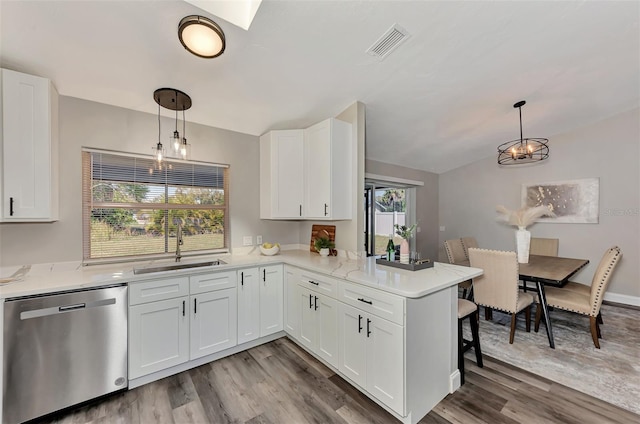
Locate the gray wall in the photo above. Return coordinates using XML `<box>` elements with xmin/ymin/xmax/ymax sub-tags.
<box><xmin>0</xmin><ymin>96</ymin><xmax>298</xmax><ymax>267</ymax></box>
<box><xmin>365</xmin><ymin>160</ymin><xmax>440</xmax><ymax>262</ymax></box>
<box><xmin>439</xmin><ymin>107</ymin><xmax>640</xmax><ymax>302</ymax></box>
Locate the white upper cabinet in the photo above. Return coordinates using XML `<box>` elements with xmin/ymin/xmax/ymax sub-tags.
<box><xmin>304</xmin><ymin>118</ymin><xmax>352</xmax><ymax>220</ymax></box>
<box><xmin>1</xmin><ymin>68</ymin><xmax>59</xmax><ymax>222</ymax></box>
<box><xmin>260</xmin><ymin>117</ymin><xmax>352</xmax><ymax>220</ymax></box>
<box><xmin>260</xmin><ymin>130</ymin><xmax>304</xmax><ymax>219</ymax></box>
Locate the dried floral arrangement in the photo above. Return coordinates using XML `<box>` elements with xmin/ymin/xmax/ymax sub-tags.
<box><xmin>394</xmin><ymin>223</ymin><xmax>417</xmax><ymax>239</ymax></box>
<box><xmin>496</xmin><ymin>205</ymin><xmax>555</xmax><ymax>230</ymax></box>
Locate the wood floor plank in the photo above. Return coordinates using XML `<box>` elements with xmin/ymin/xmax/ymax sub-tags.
<box><xmin>39</xmin><ymin>336</ymin><xmax>640</xmax><ymax>424</ymax></box>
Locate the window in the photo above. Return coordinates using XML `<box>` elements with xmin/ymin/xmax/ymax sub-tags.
<box><xmin>82</xmin><ymin>150</ymin><xmax>229</xmax><ymax>262</ymax></box>
<box><xmin>364</xmin><ymin>182</ymin><xmax>416</xmax><ymax>256</ymax></box>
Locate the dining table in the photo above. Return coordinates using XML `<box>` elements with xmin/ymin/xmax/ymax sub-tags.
<box><xmin>518</xmin><ymin>254</ymin><xmax>589</xmax><ymax>348</ymax></box>
<box><xmin>460</xmin><ymin>254</ymin><xmax>589</xmax><ymax>349</ymax></box>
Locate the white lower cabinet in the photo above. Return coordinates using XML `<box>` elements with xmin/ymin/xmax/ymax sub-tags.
<box><xmin>237</xmin><ymin>265</ymin><xmax>284</xmax><ymax>344</ymax></box>
<box><xmin>190</xmin><ymin>288</ymin><xmax>237</xmax><ymax>360</ymax></box>
<box><xmin>283</xmin><ymin>265</ymin><xmax>300</xmax><ymax>339</ymax></box>
<box><xmin>298</xmin><ymin>285</ymin><xmax>338</xmax><ymax>367</ymax></box>
<box><xmin>129</xmin><ymin>272</ymin><xmax>238</xmax><ymax>380</ymax></box>
<box><xmin>129</xmin><ymin>296</ymin><xmax>190</xmax><ymax>379</ymax></box>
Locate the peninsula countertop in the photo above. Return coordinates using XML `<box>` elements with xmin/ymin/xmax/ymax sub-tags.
<box><xmin>0</xmin><ymin>249</ymin><xmax>482</xmax><ymax>300</ymax></box>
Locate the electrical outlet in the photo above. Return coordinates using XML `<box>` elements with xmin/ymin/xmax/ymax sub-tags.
<box><xmin>440</xmin><ymin>226</ymin><xmax>445</xmax><ymax>232</ymax></box>
<box><xmin>243</xmin><ymin>236</ymin><xmax>253</xmax><ymax>246</ymax></box>
<box><xmin>256</xmin><ymin>235</ymin><xmax>263</xmax><ymax>245</ymax></box>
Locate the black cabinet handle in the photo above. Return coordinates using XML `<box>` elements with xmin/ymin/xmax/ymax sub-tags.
<box><xmin>309</xmin><ymin>294</ymin><xmax>313</xmax><ymax>309</ymax></box>
<box><xmin>182</xmin><ymin>300</ymin><xmax>185</xmax><ymax>317</ymax></box>
<box><xmin>308</xmin><ymin>280</ymin><xmax>319</xmax><ymax>286</ymax></box>
<box><xmin>324</xmin><ymin>203</ymin><xmax>328</xmax><ymax>216</ymax></box>
<box><xmin>314</xmin><ymin>296</ymin><xmax>318</xmax><ymax>310</ymax></box>
<box><xmin>263</xmin><ymin>269</ymin><xmax>266</xmax><ymax>282</ymax></box>
<box><xmin>357</xmin><ymin>297</ymin><xmax>373</xmax><ymax>305</ymax></box>
<box><xmin>300</xmin><ymin>204</ymin><xmax>302</xmax><ymax>217</ymax></box>
<box><xmin>9</xmin><ymin>197</ymin><xmax>14</xmax><ymax>216</ymax></box>
<box><xmin>367</xmin><ymin>318</ymin><xmax>371</xmax><ymax>337</ymax></box>
<box><xmin>358</xmin><ymin>315</ymin><xmax>363</xmax><ymax>333</ymax></box>
<box><xmin>194</xmin><ymin>298</ymin><xmax>197</xmax><ymax>314</ymax></box>
<box><xmin>241</xmin><ymin>271</ymin><xmax>244</xmax><ymax>286</ymax></box>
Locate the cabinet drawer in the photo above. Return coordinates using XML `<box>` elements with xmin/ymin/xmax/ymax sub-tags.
<box><xmin>339</xmin><ymin>281</ymin><xmax>405</xmax><ymax>325</ymax></box>
<box><xmin>190</xmin><ymin>271</ymin><xmax>237</xmax><ymax>295</ymax></box>
<box><xmin>299</xmin><ymin>270</ymin><xmax>337</xmax><ymax>298</ymax></box>
<box><xmin>129</xmin><ymin>277</ymin><xmax>189</xmax><ymax>306</ymax></box>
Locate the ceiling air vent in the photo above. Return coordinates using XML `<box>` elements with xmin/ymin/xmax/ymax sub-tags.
<box><xmin>366</xmin><ymin>24</ymin><xmax>410</xmax><ymax>60</ymax></box>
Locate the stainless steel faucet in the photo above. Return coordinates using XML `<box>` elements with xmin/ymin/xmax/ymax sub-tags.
<box><xmin>176</xmin><ymin>222</ymin><xmax>183</xmax><ymax>262</ymax></box>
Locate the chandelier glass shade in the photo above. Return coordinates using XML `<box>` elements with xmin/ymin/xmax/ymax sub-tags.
<box><xmin>497</xmin><ymin>100</ymin><xmax>549</xmax><ymax>165</ymax></box>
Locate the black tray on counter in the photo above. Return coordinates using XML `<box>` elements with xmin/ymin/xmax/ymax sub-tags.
<box><xmin>375</xmin><ymin>258</ymin><xmax>434</xmax><ymax>271</ymax></box>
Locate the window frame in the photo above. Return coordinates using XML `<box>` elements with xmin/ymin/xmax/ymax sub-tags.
<box><xmin>82</xmin><ymin>148</ymin><xmax>230</xmax><ymax>264</ymax></box>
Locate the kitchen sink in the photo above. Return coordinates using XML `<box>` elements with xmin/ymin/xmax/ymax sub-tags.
<box><xmin>133</xmin><ymin>259</ymin><xmax>226</xmax><ymax>275</ymax></box>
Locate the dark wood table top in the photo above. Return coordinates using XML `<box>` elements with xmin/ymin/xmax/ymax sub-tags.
<box><xmin>518</xmin><ymin>254</ymin><xmax>589</xmax><ymax>287</ymax></box>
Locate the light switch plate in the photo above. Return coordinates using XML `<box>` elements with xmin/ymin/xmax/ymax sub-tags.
<box><xmin>439</xmin><ymin>226</ymin><xmax>445</xmax><ymax>232</ymax></box>
<box><xmin>256</xmin><ymin>235</ymin><xmax>263</xmax><ymax>245</ymax></box>
<box><xmin>243</xmin><ymin>236</ymin><xmax>253</xmax><ymax>246</ymax></box>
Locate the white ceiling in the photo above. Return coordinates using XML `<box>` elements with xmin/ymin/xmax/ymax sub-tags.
<box><xmin>1</xmin><ymin>1</ymin><xmax>638</xmax><ymax>173</ymax></box>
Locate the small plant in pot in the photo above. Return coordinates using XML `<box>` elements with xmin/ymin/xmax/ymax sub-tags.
<box><xmin>314</xmin><ymin>236</ymin><xmax>335</xmax><ymax>257</ymax></box>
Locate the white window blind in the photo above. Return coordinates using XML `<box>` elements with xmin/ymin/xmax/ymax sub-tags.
<box><xmin>82</xmin><ymin>150</ymin><xmax>229</xmax><ymax>262</ymax></box>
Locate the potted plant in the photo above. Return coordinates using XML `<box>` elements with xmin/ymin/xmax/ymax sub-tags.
<box><xmin>314</xmin><ymin>236</ymin><xmax>335</xmax><ymax>257</ymax></box>
<box><xmin>496</xmin><ymin>205</ymin><xmax>555</xmax><ymax>263</ymax></box>
<box><xmin>394</xmin><ymin>223</ymin><xmax>417</xmax><ymax>264</ymax></box>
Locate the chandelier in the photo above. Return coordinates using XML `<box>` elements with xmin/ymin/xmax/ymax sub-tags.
<box><xmin>497</xmin><ymin>100</ymin><xmax>549</xmax><ymax>165</ymax></box>
<box><xmin>153</xmin><ymin>88</ymin><xmax>192</xmax><ymax>163</ymax></box>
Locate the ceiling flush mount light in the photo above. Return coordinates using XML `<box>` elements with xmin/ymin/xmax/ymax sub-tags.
<box><xmin>497</xmin><ymin>100</ymin><xmax>549</xmax><ymax>165</ymax></box>
<box><xmin>153</xmin><ymin>88</ymin><xmax>192</xmax><ymax>162</ymax></box>
<box><xmin>178</xmin><ymin>15</ymin><xmax>226</xmax><ymax>58</ymax></box>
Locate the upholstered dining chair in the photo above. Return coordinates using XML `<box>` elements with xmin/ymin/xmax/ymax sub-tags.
<box><xmin>445</xmin><ymin>239</ymin><xmax>472</xmax><ymax>298</ymax></box>
<box><xmin>535</xmin><ymin>246</ymin><xmax>622</xmax><ymax>348</ymax></box>
<box><xmin>461</xmin><ymin>237</ymin><xmax>479</xmax><ymax>260</ymax></box>
<box><xmin>458</xmin><ymin>298</ymin><xmax>483</xmax><ymax>385</ymax></box>
<box><xmin>468</xmin><ymin>248</ymin><xmax>534</xmax><ymax>344</ymax></box>
<box><xmin>530</xmin><ymin>237</ymin><xmax>559</xmax><ymax>257</ymax></box>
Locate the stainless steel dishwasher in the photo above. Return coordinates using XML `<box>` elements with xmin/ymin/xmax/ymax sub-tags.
<box><xmin>3</xmin><ymin>284</ymin><xmax>128</xmax><ymax>424</ymax></box>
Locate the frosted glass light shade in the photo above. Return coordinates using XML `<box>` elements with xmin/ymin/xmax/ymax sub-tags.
<box><xmin>179</xmin><ymin>16</ymin><xmax>226</xmax><ymax>58</ymax></box>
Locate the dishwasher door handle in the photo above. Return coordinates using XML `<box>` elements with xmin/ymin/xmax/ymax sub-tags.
<box><xmin>20</xmin><ymin>298</ymin><xmax>116</xmax><ymax>320</ymax></box>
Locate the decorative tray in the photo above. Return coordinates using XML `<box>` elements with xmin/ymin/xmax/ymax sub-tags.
<box><xmin>375</xmin><ymin>258</ymin><xmax>434</xmax><ymax>271</ymax></box>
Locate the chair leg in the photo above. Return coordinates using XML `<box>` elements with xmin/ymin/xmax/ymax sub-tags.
<box><xmin>525</xmin><ymin>305</ymin><xmax>531</xmax><ymax>332</ymax></box>
<box><xmin>597</xmin><ymin>311</ymin><xmax>603</xmax><ymax>325</ymax></box>
<box><xmin>509</xmin><ymin>313</ymin><xmax>517</xmax><ymax>344</ymax></box>
<box><xmin>485</xmin><ymin>307</ymin><xmax>493</xmax><ymax>321</ymax></box>
<box><xmin>458</xmin><ymin>318</ymin><xmax>465</xmax><ymax>385</ymax></box>
<box><xmin>469</xmin><ymin>310</ymin><xmax>483</xmax><ymax>368</ymax></box>
<box><xmin>534</xmin><ymin>304</ymin><xmax>541</xmax><ymax>332</ymax></box>
<box><xmin>590</xmin><ymin>316</ymin><xmax>601</xmax><ymax>349</ymax></box>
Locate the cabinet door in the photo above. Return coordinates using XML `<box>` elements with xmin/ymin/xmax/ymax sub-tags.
<box><xmin>1</xmin><ymin>69</ymin><xmax>58</xmax><ymax>221</ymax></box>
<box><xmin>338</xmin><ymin>303</ymin><xmax>367</xmax><ymax>387</ymax></box>
<box><xmin>129</xmin><ymin>296</ymin><xmax>189</xmax><ymax>379</ymax></box>
<box><xmin>284</xmin><ymin>266</ymin><xmax>301</xmax><ymax>339</ymax></box>
<box><xmin>298</xmin><ymin>286</ymin><xmax>316</xmax><ymax>351</ymax></box>
<box><xmin>190</xmin><ymin>288</ymin><xmax>238</xmax><ymax>360</ymax></box>
<box><xmin>237</xmin><ymin>268</ymin><xmax>260</xmax><ymax>344</ymax></box>
<box><xmin>304</xmin><ymin>119</ymin><xmax>331</xmax><ymax>218</ymax></box>
<box><xmin>260</xmin><ymin>130</ymin><xmax>304</xmax><ymax>219</ymax></box>
<box><xmin>259</xmin><ymin>265</ymin><xmax>283</xmax><ymax>337</ymax></box>
<box><xmin>366</xmin><ymin>317</ymin><xmax>404</xmax><ymax>415</ymax></box>
<box><xmin>316</xmin><ymin>293</ymin><xmax>338</xmax><ymax>367</ymax></box>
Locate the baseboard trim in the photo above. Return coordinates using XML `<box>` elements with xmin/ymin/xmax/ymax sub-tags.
<box><xmin>450</xmin><ymin>369</ymin><xmax>461</xmax><ymax>393</ymax></box>
<box><xmin>604</xmin><ymin>292</ymin><xmax>640</xmax><ymax>307</ymax></box>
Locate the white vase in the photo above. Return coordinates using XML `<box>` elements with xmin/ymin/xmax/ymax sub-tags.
<box><xmin>400</xmin><ymin>239</ymin><xmax>410</xmax><ymax>264</ymax></box>
<box><xmin>319</xmin><ymin>248</ymin><xmax>330</xmax><ymax>257</ymax></box>
<box><xmin>515</xmin><ymin>227</ymin><xmax>531</xmax><ymax>263</ymax></box>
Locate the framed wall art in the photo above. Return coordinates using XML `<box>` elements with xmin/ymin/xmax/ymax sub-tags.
<box><xmin>521</xmin><ymin>178</ymin><xmax>599</xmax><ymax>223</ymax></box>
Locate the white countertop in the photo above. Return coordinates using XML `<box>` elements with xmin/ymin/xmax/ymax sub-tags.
<box><xmin>0</xmin><ymin>250</ymin><xmax>482</xmax><ymax>299</ymax></box>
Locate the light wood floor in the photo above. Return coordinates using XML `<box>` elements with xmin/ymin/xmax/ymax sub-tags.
<box><xmin>41</xmin><ymin>336</ymin><xmax>639</xmax><ymax>424</ymax></box>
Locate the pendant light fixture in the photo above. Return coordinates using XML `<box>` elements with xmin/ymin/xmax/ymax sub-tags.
<box><xmin>154</xmin><ymin>102</ymin><xmax>165</xmax><ymax>164</ymax></box>
<box><xmin>497</xmin><ymin>100</ymin><xmax>549</xmax><ymax>165</ymax></box>
<box><xmin>178</xmin><ymin>15</ymin><xmax>226</xmax><ymax>59</ymax></box>
<box><xmin>153</xmin><ymin>88</ymin><xmax>192</xmax><ymax>164</ymax></box>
